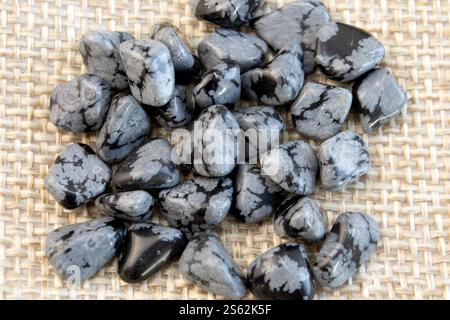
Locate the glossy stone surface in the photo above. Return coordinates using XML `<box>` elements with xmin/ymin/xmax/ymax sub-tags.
<box><xmin>118</xmin><ymin>223</ymin><xmax>188</xmax><ymax>283</ymax></box>
<box><xmin>95</xmin><ymin>191</ymin><xmax>155</xmax><ymax>223</ymax></box>
<box><xmin>80</xmin><ymin>31</ymin><xmax>134</xmax><ymax>90</ymax></box>
<box><xmin>247</xmin><ymin>242</ymin><xmax>314</xmax><ymax>300</ymax></box>
<box><xmin>193</xmin><ymin>61</ymin><xmax>241</xmax><ymax>109</ymax></box>
<box><xmin>45</xmin><ymin>144</ymin><xmax>111</xmax><ymax>209</ymax></box>
<box><xmin>119</xmin><ymin>39</ymin><xmax>175</xmax><ymax>106</ymax></box>
<box><xmin>154</xmin><ymin>85</ymin><xmax>195</xmax><ymax>128</ymax></box>
<box><xmin>260</xmin><ymin>140</ymin><xmax>318</xmax><ymax>195</ymax></box>
<box><xmin>198</xmin><ymin>28</ymin><xmax>268</xmax><ymax>72</ymax></box>
<box><xmin>313</xmin><ymin>212</ymin><xmax>379</xmax><ymax>288</ymax></box>
<box><xmin>242</xmin><ymin>44</ymin><xmax>304</xmax><ymax>106</ymax></box>
<box><xmin>233</xmin><ymin>165</ymin><xmax>286</xmax><ymax>224</ymax></box>
<box><xmin>318</xmin><ymin>130</ymin><xmax>370</xmax><ymax>189</ymax></box>
<box><xmin>315</xmin><ymin>22</ymin><xmax>385</xmax><ymax>82</ymax></box>
<box><xmin>49</xmin><ymin>74</ymin><xmax>112</xmax><ymax>133</ymax></box>
<box><xmin>274</xmin><ymin>195</ymin><xmax>327</xmax><ymax>243</ymax></box>
<box><xmin>179</xmin><ymin>232</ymin><xmax>246</xmax><ymax>298</ymax></box>
<box><xmin>251</xmin><ymin>0</ymin><xmax>331</xmax><ymax>74</ymax></box>
<box><xmin>46</xmin><ymin>217</ymin><xmax>125</xmax><ymax>282</ymax></box>
<box><xmin>159</xmin><ymin>177</ymin><xmax>233</xmax><ymax>236</ymax></box>
<box><xmin>291</xmin><ymin>82</ymin><xmax>352</xmax><ymax>140</ymax></box>
<box><xmin>96</xmin><ymin>93</ymin><xmax>151</xmax><ymax>163</ymax></box>
<box><xmin>112</xmin><ymin>138</ymin><xmax>181</xmax><ymax>191</ymax></box>
<box><xmin>354</xmin><ymin>68</ymin><xmax>407</xmax><ymax>133</ymax></box>
<box><xmin>192</xmin><ymin>0</ymin><xmax>264</xmax><ymax>28</ymax></box>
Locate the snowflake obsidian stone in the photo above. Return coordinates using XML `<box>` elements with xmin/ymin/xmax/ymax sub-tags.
<box><xmin>154</xmin><ymin>85</ymin><xmax>195</xmax><ymax>128</ymax></box>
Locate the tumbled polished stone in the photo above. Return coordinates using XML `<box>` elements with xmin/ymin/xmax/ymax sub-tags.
<box><xmin>95</xmin><ymin>191</ymin><xmax>155</xmax><ymax>223</ymax></box>
<box><xmin>247</xmin><ymin>242</ymin><xmax>314</xmax><ymax>300</ymax></box>
<box><xmin>45</xmin><ymin>143</ymin><xmax>111</xmax><ymax>209</ymax></box>
<box><xmin>274</xmin><ymin>195</ymin><xmax>327</xmax><ymax>243</ymax></box>
<box><xmin>49</xmin><ymin>74</ymin><xmax>112</xmax><ymax>133</ymax></box>
<box><xmin>179</xmin><ymin>232</ymin><xmax>246</xmax><ymax>298</ymax></box>
<box><xmin>354</xmin><ymin>68</ymin><xmax>407</xmax><ymax>133</ymax></box>
<box><xmin>118</xmin><ymin>223</ymin><xmax>188</xmax><ymax>283</ymax></box>
<box><xmin>313</xmin><ymin>212</ymin><xmax>379</xmax><ymax>288</ymax></box>
<box><xmin>194</xmin><ymin>61</ymin><xmax>241</xmax><ymax>109</ymax></box>
<box><xmin>46</xmin><ymin>217</ymin><xmax>125</xmax><ymax>283</ymax></box>
<box><xmin>318</xmin><ymin>130</ymin><xmax>370</xmax><ymax>189</ymax></box>
<box><xmin>291</xmin><ymin>82</ymin><xmax>352</xmax><ymax>140</ymax></box>
<box><xmin>198</xmin><ymin>28</ymin><xmax>268</xmax><ymax>72</ymax></box>
<box><xmin>119</xmin><ymin>39</ymin><xmax>175</xmax><ymax>106</ymax></box>
<box><xmin>112</xmin><ymin>138</ymin><xmax>181</xmax><ymax>191</ymax></box>
<box><xmin>260</xmin><ymin>140</ymin><xmax>318</xmax><ymax>195</ymax></box>
<box><xmin>315</xmin><ymin>22</ymin><xmax>385</xmax><ymax>82</ymax></box>
<box><xmin>80</xmin><ymin>31</ymin><xmax>134</xmax><ymax>90</ymax></box>
<box><xmin>159</xmin><ymin>177</ymin><xmax>233</xmax><ymax>236</ymax></box>
<box><xmin>96</xmin><ymin>93</ymin><xmax>151</xmax><ymax>163</ymax></box>
<box><xmin>242</xmin><ymin>44</ymin><xmax>304</xmax><ymax>106</ymax></box>
<box><xmin>154</xmin><ymin>85</ymin><xmax>195</xmax><ymax>128</ymax></box>
<box><xmin>251</xmin><ymin>0</ymin><xmax>331</xmax><ymax>74</ymax></box>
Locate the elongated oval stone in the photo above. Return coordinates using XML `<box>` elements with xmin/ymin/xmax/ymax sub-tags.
<box><xmin>315</xmin><ymin>22</ymin><xmax>385</xmax><ymax>82</ymax></box>
<box><xmin>251</xmin><ymin>0</ymin><xmax>331</xmax><ymax>74</ymax></box>
<box><xmin>260</xmin><ymin>140</ymin><xmax>318</xmax><ymax>195</ymax></box>
<box><xmin>274</xmin><ymin>195</ymin><xmax>327</xmax><ymax>243</ymax></box>
<box><xmin>118</xmin><ymin>223</ymin><xmax>188</xmax><ymax>283</ymax></box>
<box><xmin>154</xmin><ymin>85</ymin><xmax>195</xmax><ymax>128</ymax></box>
<box><xmin>159</xmin><ymin>177</ymin><xmax>233</xmax><ymax>237</ymax></box>
<box><xmin>179</xmin><ymin>232</ymin><xmax>246</xmax><ymax>299</ymax></box>
<box><xmin>354</xmin><ymin>68</ymin><xmax>407</xmax><ymax>133</ymax></box>
<box><xmin>247</xmin><ymin>242</ymin><xmax>314</xmax><ymax>300</ymax></box>
<box><xmin>233</xmin><ymin>164</ymin><xmax>286</xmax><ymax>224</ymax></box>
<box><xmin>46</xmin><ymin>217</ymin><xmax>125</xmax><ymax>283</ymax></box>
<box><xmin>80</xmin><ymin>31</ymin><xmax>134</xmax><ymax>90</ymax></box>
<box><xmin>291</xmin><ymin>82</ymin><xmax>352</xmax><ymax>140</ymax></box>
<box><xmin>112</xmin><ymin>138</ymin><xmax>181</xmax><ymax>191</ymax></box>
<box><xmin>96</xmin><ymin>93</ymin><xmax>151</xmax><ymax>163</ymax></box>
<box><xmin>242</xmin><ymin>44</ymin><xmax>304</xmax><ymax>106</ymax></box>
<box><xmin>198</xmin><ymin>28</ymin><xmax>268</xmax><ymax>72</ymax></box>
<box><xmin>119</xmin><ymin>39</ymin><xmax>175</xmax><ymax>106</ymax></box>
<box><xmin>95</xmin><ymin>191</ymin><xmax>155</xmax><ymax>223</ymax></box>
<box><xmin>45</xmin><ymin>143</ymin><xmax>111</xmax><ymax>209</ymax></box>
<box><xmin>194</xmin><ymin>61</ymin><xmax>241</xmax><ymax>109</ymax></box>
<box><xmin>318</xmin><ymin>130</ymin><xmax>370</xmax><ymax>189</ymax></box>
<box><xmin>49</xmin><ymin>74</ymin><xmax>112</xmax><ymax>133</ymax></box>
<box><xmin>192</xmin><ymin>0</ymin><xmax>264</xmax><ymax>28</ymax></box>
<box><xmin>313</xmin><ymin>212</ymin><xmax>379</xmax><ymax>288</ymax></box>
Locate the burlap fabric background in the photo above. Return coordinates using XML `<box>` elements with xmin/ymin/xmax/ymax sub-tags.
<box><xmin>0</xmin><ymin>0</ymin><xmax>449</xmax><ymax>300</ymax></box>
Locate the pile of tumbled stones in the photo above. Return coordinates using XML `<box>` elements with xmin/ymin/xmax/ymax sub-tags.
<box><xmin>45</xmin><ymin>0</ymin><xmax>407</xmax><ymax>299</ymax></box>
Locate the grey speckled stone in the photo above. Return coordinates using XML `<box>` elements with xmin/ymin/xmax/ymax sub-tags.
<box><xmin>198</xmin><ymin>28</ymin><xmax>268</xmax><ymax>72</ymax></box>
<box><xmin>119</xmin><ymin>39</ymin><xmax>175</xmax><ymax>106</ymax></box>
<box><xmin>315</xmin><ymin>22</ymin><xmax>385</xmax><ymax>82</ymax></box>
<box><xmin>247</xmin><ymin>242</ymin><xmax>314</xmax><ymax>300</ymax></box>
<box><xmin>354</xmin><ymin>68</ymin><xmax>407</xmax><ymax>133</ymax></box>
<box><xmin>154</xmin><ymin>85</ymin><xmax>195</xmax><ymax>128</ymax></box>
<box><xmin>291</xmin><ymin>82</ymin><xmax>352</xmax><ymax>141</ymax></box>
<box><xmin>192</xmin><ymin>0</ymin><xmax>264</xmax><ymax>28</ymax></box>
<box><xmin>313</xmin><ymin>212</ymin><xmax>379</xmax><ymax>288</ymax></box>
<box><xmin>274</xmin><ymin>195</ymin><xmax>327</xmax><ymax>243</ymax></box>
<box><xmin>45</xmin><ymin>143</ymin><xmax>111</xmax><ymax>209</ymax></box>
<box><xmin>251</xmin><ymin>0</ymin><xmax>331</xmax><ymax>74</ymax></box>
<box><xmin>95</xmin><ymin>191</ymin><xmax>155</xmax><ymax>223</ymax></box>
<box><xmin>194</xmin><ymin>61</ymin><xmax>241</xmax><ymax>109</ymax></box>
<box><xmin>46</xmin><ymin>217</ymin><xmax>125</xmax><ymax>283</ymax></box>
<box><xmin>97</xmin><ymin>93</ymin><xmax>151</xmax><ymax>164</ymax></box>
<box><xmin>112</xmin><ymin>138</ymin><xmax>181</xmax><ymax>191</ymax></box>
<box><xmin>318</xmin><ymin>130</ymin><xmax>370</xmax><ymax>189</ymax></box>
<box><xmin>260</xmin><ymin>140</ymin><xmax>318</xmax><ymax>195</ymax></box>
<box><xmin>179</xmin><ymin>232</ymin><xmax>246</xmax><ymax>298</ymax></box>
<box><xmin>49</xmin><ymin>74</ymin><xmax>112</xmax><ymax>133</ymax></box>
<box><xmin>159</xmin><ymin>177</ymin><xmax>233</xmax><ymax>237</ymax></box>
<box><xmin>233</xmin><ymin>165</ymin><xmax>286</xmax><ymax>224</ymax></box>
<box><xmin>242</xmin><ymin>44</ymin><xmax>304</xmax><ymax>106</ymax></box>
<box><xmin>80</xmin><ymin>31</ymin><xmax>134</xmax><ymax>90</ymax></box>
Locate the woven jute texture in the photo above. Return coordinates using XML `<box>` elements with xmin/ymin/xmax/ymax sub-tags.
<box><xmin>0</xmin><ymin>0</ymin><xmax>449</xmax><ymax>300</ymax></box>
